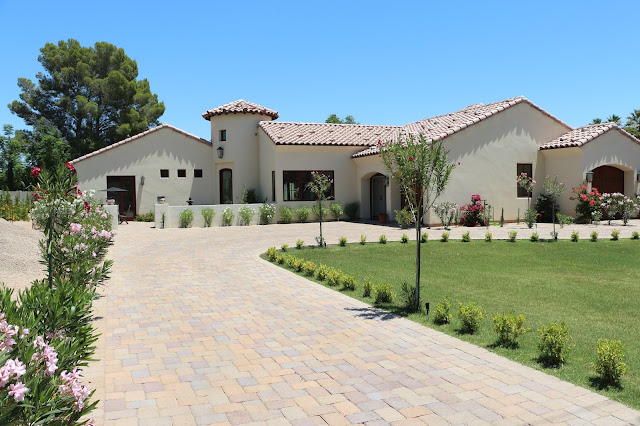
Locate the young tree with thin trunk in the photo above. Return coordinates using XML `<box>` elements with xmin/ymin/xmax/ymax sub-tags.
<box><xmin>380</xmin><ymin>133</ymin><xmax>455</xmax><ymax>312</ymax></box>
<box><xmin>307</xmin><ymin>172</ymin><xmax>333</xmax><ymax>247</ymax></box>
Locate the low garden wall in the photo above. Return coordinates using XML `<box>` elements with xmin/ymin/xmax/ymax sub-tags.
<box><xmin>155</xmin><ymin>203</ymin><xmax>265</xmax><ymax>229</ymax></box>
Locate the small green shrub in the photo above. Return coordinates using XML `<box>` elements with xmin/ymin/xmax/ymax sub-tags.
<box><xmin>530</xmin><ymin>232</ymin><xmax>539</xmax><ymax>242</ymax></box>
<box><xmin>538</xmin><ymin>322</ymin><xmax>572</xmax><ymax>366</ymax></box>
<box><xmin>441</xmin><ymin>232</ymin><xmax>449</xmax><ymax>242</ymax></box>
<box><xmin>593</xmin><ymin>339</ymin><xmax>629</xmax><ymax>386</ymax></box>
<box><xmin>344</xmin><ymin>202</ymin><xmax>360</xmax><ymax>221</ymax></box>
<box><xmin>401</xmin><ymin>234</ymin><xmax>409</xmax><ymax>243</ymax></box>
<box><xmin>461</xmin><ymin>231</ymin><xmax>470</xmax><ymax>242</ymax></box>
<box><xmin>373</xmin><ymin>283</ymin><xmax>394</xmax><ymax>304</ymax></box>
<box><xmin>557</xmin><ymin>213</ymin><xmax>574</xmax><ymax>228</ymax></box>
<box><xmin>276</xmin><ymin>254</ymin><xmax>285</xmax><ymax>264</ymax></box>
<box><xmin>570</xmin><ymin>231</ymin><xmax>579</xmax><ymax>242</ymax></box>
<box><xmin>241</xmin><ymin>187</ymin><xmax>259</xmax><ymax>204</ymax></box>
<box><xmin>327</xmin><ymin>268</ymin><xmax>342</xmax><ymax>287</ymax></box>
<box><xmin>161</xmin><ymin>212</ymin><xmax>166</xmax><ymax>229</ymax></box>
<box><xmin>379</xmin><ymin>234</ymin><xmax>387</xmax><ymax>244</ymax></box>
<box><xmin>312</xmin><ymin>204</ymin><xmax>330</xmax><ymax>220</ymax></box>
<box><xmin>493</xmin><ymin>311</ymin><xmax>531</xmax><ymax>348</ymax></box>
<box><xmin>591</xmin><ymin>231</ymin><xmax>598</xmax><ymax>242</ymax></box>
<box><xmin>400</xmin><ymin>281</ymin><xmax>418</xmax><ymax>312</ymax></box>
<box><xmin>238</xmin><ymin>206</ymin><xmax>255</xmax><ymax>225</ymax></box>
<box><xmin>508</xmin><ymin>231</ymin><xmax>518</xmax><ymax>242</ymax></box>
<box><xmin>457</xmin><ymin>302</ymin><xmax>486</xmax><ymax>334</ymax></box>
<box><xmin>316</xmin><ymin>264</ymin><xmax>329</xmax><ymax>281</ymax></box>
<box><xmin>179</xmin><ymin>209</ymin><xmax>194</xmax><ymax>228</ymax></box>
<box><xmin>296</xmin><ymin>239</ymin><xmax>304</xmax><ymax>249</ymax></box>
<box><xmin>421</xmin><ymin>232</ymin><xmax>428</xmax><ymax>243</ymax></box>
<box><xmin>266</xmin><ymin>247</ymin><xmax>277</xmax><ymax>261</ymax></box>
<box><xmin>485</xmin><ymin>232</ymin><xmax>492</xmax><ymax>242</ymax></box>
<box><xmin>296</xmin><ymin>205</ymin><xmax>312</xmax><ymax>222</ymax></box>
<box><xmin>394</xmin><ymin>208</ymin><xmax>414</xmax><ymax>229</ymax></box>
<box><xmin>632</xmin><ymin>231</ymin><xmax>639</xmax><ymax>240</ymax></box>
<box><xmin>524</xmin><ymin>208</ymin><xmax>537</xmax><ymax>229</ymax></box>
<box><xmin>329</xmin><ymin>202</ymin><xmax>344</xmax><ymax>220</ymax></box>
<box><xmin>279</xmin><ymin>206</ymin><xmax>294</xmax><ymax>224</ymax></box>
<box><xmin>302</xmin><ymin>261</ymin><xmax>316</xmax><ymax>276</ymax></box>
<box><xmin>611</xmin><ymin>229</ymin><xmax>620</xmax><ymax>241</ymax></box>
<box><xmin>281</xmin><ymin>243</ymin><xmax>288</xmax><ymax>252</ymax></box>
<box><xmin>221</xmin><ymin>207</ymin><xmax>234</xmax><ymax>226</ymax></box>
<box><xmin>342</xmin><ymin>275</ymin><xmax>357</xmax><ymax>291</ymax></box>
<box><xmin>202</xmin><ymin>208</ymin><xmax>215</xmax><ymax>227</ymax></box>
<box><xmin>294</xmin><ymin>257</ymin><xmax>304</xmax><ymax>272</ymax></box>
<box><xmin>360</xmin><ymin>234</ymin><xmax>366</xmax><ymax>245</ymax></box>
<box><xmin>135</xmin><ymin>210</ymin><xmax>155</xmax><ymax>222</ymax></box>
<box><xmin>258</xmin><ymin>203</ymin><xmax>276</xmax><ymax>224</ymax></box>
<box><xmin>362</xmin><ymin>279</ymin><xmax>373</xmax><ymax>298</ymax></box>
<box><xmin>433</xmin><ymin>297</ymin><xmax>452</xmax><ymax>325</ymax></box>
<box><xmin>285</xmin><ymin>254</ymin><xmax>296</xmax><ymax>269</ymax></box>
<box><xmin>339</xmin><ymin>236</ymin><xmax>347</xmax><ymax>246</ymax></box>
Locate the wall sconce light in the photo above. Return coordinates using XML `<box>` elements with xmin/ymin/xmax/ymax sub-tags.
<box><xmin>217</xmin><ymin>146</ymin><xmax>224</xmax><ymax>159</ymax></box>
<box><xmin>586</xmin><ymin>171</ymin><xmax>594</xmax><ymax>183</ymax></box>
<box><xmin>140</xmin><ymin>176</ymin><xmax>145</xmax><ymax>186</ymax></box>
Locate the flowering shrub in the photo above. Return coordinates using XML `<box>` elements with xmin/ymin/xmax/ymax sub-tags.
<box><xmin>308</xmin><ymin>172</ymin><xmax>333</xmax><ymax>246</ymax></box>
<box><xmin>459</xmin><ymin>194</ymin><xmax>487</xmax><ymax>227</ymax></box>
<box><xmin>516</xmin><ymin>172</ymin><xmax>535</xmax><ymax>202</ymax></box>
<box><xmin>258</xmin><ymin>203</ymin><xmax>276</xmax><ymax>224</ymax></box>
<box><xmin>524</xmin><ymin>208</ymin><xmax>537</xmax><ymax>229</ymax></box>
<box><xmin>328</xmin><ymin>202</ymin><xmax>343</xmax><ymax>221</ymax></box>
<box><xmin>394</xmin><ymin>208</ymin><xmax>414</xmax><ymax>229</ymax></box>
<box><xmin>570</xmin><ymin>185</ymin><xmax>602</xmax><ymax>222</ymax></box>
<box><xmin>237</xmin><ymin>206</ymin><xmax>255</xmax><ymax>225</ymax></box>
<box><xmin>179</xmin><ymin>209</ymin><xmax>194</xmax><ymax>228</ymax></box>
<box><xmin>201</xmin><ymin>208</ymin><xmax>215</xmax><ymax>227</ymax></box>
<box><xmin>433</xmin><ymin>202</ymin><xmax>457</xmax><ymax>229</ymax></box>
<box><xmin>600</xmin><ymin>193</ymin><xmax>638</xmax><ymax>225</ymax></box>
<box><xmin>221</xmin><ymin>207</ymin><xmax>234</xmax><ymax>226</ymax></box>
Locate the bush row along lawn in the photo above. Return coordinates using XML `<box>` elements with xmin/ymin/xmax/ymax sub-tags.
<box><xmin>267</xmin><ymin>239</ymin><xmax>640</xmax><ymax>410</ymax></box>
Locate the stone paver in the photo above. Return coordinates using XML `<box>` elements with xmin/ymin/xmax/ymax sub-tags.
<box><xmin>89</xmin><ymin>221</ymin><xmax>640</xmax><ymax>425</ymax></box>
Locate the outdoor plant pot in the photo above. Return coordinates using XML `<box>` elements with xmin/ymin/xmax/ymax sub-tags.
<box><xmin>157</xmin><ymin>196</ymin><xmax>166</xmax><ymax>204</ymax></box>
<box><xmin>379</xmin><ymin>213</ymin><xmax>388</xmax><ymax>223</ymax></box>
<box><xmin>106</xmin><ymin>198</ymin><xmax>115</xmax><ymax>205</ymax></box>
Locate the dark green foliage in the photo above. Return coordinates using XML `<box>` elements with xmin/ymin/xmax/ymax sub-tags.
<box><xmin>373</xmin><ymin>283</ymin><xmax>394</xmax><ymax>304</ymax></box>
<box><xmin>493</xmin><ymin>311</ymin><xmax>530</xmax><ymax>348</ymax></box>
<box><xmin>433</xmin><ymin>297</ymin><xmax>452</xmax><ymax>324</ymax></box>
<box><xmin>241</xmin><ymin>188</ymin><xmax>259</xmax><ymax>204</ymax></box>
<box><xmin>279</xmin><ymin>206</ymin><xmax>294</xmax><ymax>223</ymax></box>
<box><xmin>0</xmin><ymin>124</ymin><xmax>26</xmax><ymax>190</ymax></box>
<box><xmin>135</xmin><ymin>210</ymin><xmax>155</xmax><ymax>222</ymax></box>
<box><xmin>344</xmin><ymin>202</ymin><xmax>359</xmax><ymax>221</ymax></box>
<box><xmin>325</xmin><ymin>114</ymin><xmax>358</xmax><ymax>124</ymax></box>
<box><xmin>538</xmin><ymin>322</ymin><xmax>572</xmax><ymax>366</ymax></box>
<box><xmin>179</xmin><ymin>209</ymin><xmax>194</xmax><ymax>228</ymax></box>
<box><xmin>9</xmin><ymin>39</ymin><xmax>165</xmax><ymax>158</ymax></box>
<box><xmin>457</xmin><ymin>302</ymin><xmax>485</xmax><ymax>334</ymax></box>
<box><xmin>594</xmin><ymin>339</ymin><xmax>628</xmax><ymax>386</ymax></box>
<box><xmin>535</xmin><ymin>194</ymin><xmax>558</xmax><ymax>223</ymax></box>
<box><xmin>400</xmin><ymin>281</ymin><xmax>418</xmax><ymax>312</ymax></box>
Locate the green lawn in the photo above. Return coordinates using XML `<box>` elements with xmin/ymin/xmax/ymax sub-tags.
<box><xmin>268</xmin><ymin>239</ymin><xmax>640</xmax><ymax>409</ymax></box>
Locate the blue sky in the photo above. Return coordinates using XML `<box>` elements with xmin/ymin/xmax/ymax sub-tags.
<box><xmin>1</xmin><ymin>0</ymin><xmax>639</xmax><ymax>141</ymax></box>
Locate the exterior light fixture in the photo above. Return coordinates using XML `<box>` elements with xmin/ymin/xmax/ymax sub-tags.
<box><xmin>586</xmin><ymin>171</ymin><xmax>594</xmax><ymax>183</ymax></box>
<box><xmin>425</xmin><ymin>302</ymin><xmax>430</xmax><ymax>315</ymax></box>
<box><xmin>385</xmin><ymin>176</ymin><xmax>390</xmax><ymax>186</ymax></box>
<box><xmin>217</xmin><ymin>146</ymin><xmax>224</xmax><ymax>159</ymax></box>
<box><xmin>140</xmin><ymin>176</ymin><xmax>145</xmax><ymax>186</ymax></box>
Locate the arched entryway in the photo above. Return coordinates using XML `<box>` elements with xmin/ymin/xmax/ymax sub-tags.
<box><xmin>592</xmin><ymin>165</ymin><xmax>624</xmax><ymax>194</ymax></box>
<box><xmin>370</xmin><ymin>173</ymin><xmax>387</xmax><ymax>219</ymax></box>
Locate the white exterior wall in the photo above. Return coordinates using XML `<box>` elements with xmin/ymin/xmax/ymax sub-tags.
<box><xmin>209</xmin><ymin>114</ymin><xmax>275</xmax><ymax>204</ymax></box>
<box><xmin>74</xmin><ymin>127</ymin><xmax>214</xmax><ymax>215</ymax></box>
<box><xmin>155</xmin><ymin>203</ymin><xmax>264</xmax><ymax>228</ymax></box>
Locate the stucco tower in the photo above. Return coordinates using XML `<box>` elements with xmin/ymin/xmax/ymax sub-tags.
<box><xmin>202</xmin><ymin>100</ymin><xmax>279</xmax><ymax>204</ymax></box>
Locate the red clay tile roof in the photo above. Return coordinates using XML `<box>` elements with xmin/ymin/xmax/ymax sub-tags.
<box><xmin>259</xmin><ymin>122</ymin><xmax>400</xmax><ymax>147</ymax></box>
<box><xmin>70</xmin><ymin>124</ymin><xmax>211</xmax><ymax>164</ymax></box>
<box><xmin>202</xmin><ymin>99</ymin><xmax>279</xmax><ymax>121</ymax></box>
<box><xmin>540</xmin><ymin>123</ymin><xmax>640</xmax><ymax>150</ymax></box>
<box><xmin>353</xmin><ymin>96</ymin><xmax>572</xmax><ymax>158</ymax></box>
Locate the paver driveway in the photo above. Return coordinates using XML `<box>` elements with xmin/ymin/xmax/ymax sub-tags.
<box><xmin>90</xmin><ymin>222</ymin><xmax>640</xmax><ymax>425</ymax></box>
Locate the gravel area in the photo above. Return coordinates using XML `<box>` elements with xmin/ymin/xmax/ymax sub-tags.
<box><xmin>0</xmin><ymin>219</ymin><xmax>44</xmax><ymax>293</ymax></box>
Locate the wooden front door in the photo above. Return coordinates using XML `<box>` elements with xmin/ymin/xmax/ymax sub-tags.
<box><xmin>106</xmin><ymin>176</ymin><xmax>136</xmax><ymax>220</ymax></box>
<box><xmin>592</xmin><ymin>166</ymin><xmax>624</xmax><ymax>194</ymax></box>
<box><xmin>220</xmin><ymin>169</ymin><xmax>233</xmax><ymax>204</ymax></box>
<box><xmin>370</xmin><ymin>174</ymin><xmax>386</xmax><ymax>219</ymax></box>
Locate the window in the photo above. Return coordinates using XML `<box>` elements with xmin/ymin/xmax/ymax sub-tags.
<box><xmin>160</xmin><ymin>169</ymin><xmax>169</xmax><ymax>178</ymax></box>
<box><xmin>220</xmin><ymin>130</ymin><xmax>226</xmax><ymax>141</ymax></box>
<box><xmin>283</xmin><ymin>171</ymin><xmax>334</xmax><ymax>201</ymax></box>
<box><xmin>177</xmin><ymin>169</ymin><xmax>186</xmax><ymax>178</ymax></box>
<box><xmin>272</xmin><ymin>171</ymin><xmax>276</xmax><ymax>202</ymax></box>
<box><xmin>517</xmin><ymin>163</ymin><xmax>533</xmax><ymax>198</ymax></box>
<box><xmin>194</xmin><ymin>169</ymin><xmax>203</xmax><ymax>178</ymax></box>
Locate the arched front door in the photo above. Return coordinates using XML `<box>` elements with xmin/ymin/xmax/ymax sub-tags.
<box><xmin>370</xmin><ymin>173</ymin><xmax>386</xmax><ymax>219</ymax></box>
<box><xmin>592</xmin><ymin>165</ymin><xmax>624</xmax><ymax>194</ymax></box>
<box><xmin>220</xmin><ymin>169</ymin><xmax>232</xmax><ymax>204</ymax></box>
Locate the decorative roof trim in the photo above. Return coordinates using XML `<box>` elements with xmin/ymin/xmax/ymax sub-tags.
<box><xmin>202</xmin><ymin>99</ymin><xmax>279</xmax><ymax>121</ymax></box>
<box><xmin>70</xmin><ymin>124</ymin><xmax>211</xmax><ymax>164</ymax></box>
<box><xmin>540</xmin><ymin>123</ymin><xmax>640</xmax><ymax>151</ymax></box>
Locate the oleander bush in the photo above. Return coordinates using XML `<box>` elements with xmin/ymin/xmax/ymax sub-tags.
<box><xmin>201</xmin><ymin>208</ymin><xmax>215</xmax><ymax>227</ymax></box>
<box><xmin>279</xmin><ymin>206</ymin><xmax>294</xmax><ymax>224</ymax></box>
<box><xmin>258</xmin><ymin>203</ymin><xmax>276</xmax><ymax>224</ymax></box>
<box><xmin>238</xmin><ymin>206</ymin><xmax>255</xmax><ymax>225</ymax></box>
<box><xmin>179</xmin><ymin>209</ymin><xmax>194</xmax><ymax>228</ymax></box>
<box><xmin>394</xmin><ymin>208</ymin><xmax>414</xmax><ymax>229</ymax></box>
<box><xmin>221</xmin><ymin>207</ymin><xmax>234</xmax><ymax>226</ymax></box>
<box><xmin>296</xmin><ymin>205</ymin><xmax>312</xmax><ymax>222</ymax></box>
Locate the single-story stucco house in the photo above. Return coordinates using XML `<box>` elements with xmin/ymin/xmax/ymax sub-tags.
<box><xmin>71</xmin><ymin>96</ymin><xmax>640</xmax><ymax>225</ymax></box>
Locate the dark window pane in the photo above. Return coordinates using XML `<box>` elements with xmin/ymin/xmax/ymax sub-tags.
<box><xmin>160</xmin><ymin>169</ymin><xmax>169</xmax><ymax>178</ymax></box>
<box><xmin>282</xmin><ymin>170</ymin><xmax>334</xmax><ymax>201</ymax></box>
<box><xmin>220</xmin><ymin>130</ymin><xmax>226</xmax><ymax>141</ymax></box>
<box><xmin>194</xmin><ymin>169</ymin><xmax>203</xmax><ymax>178</ymax></box>
<box><xmin>178</xmin><ymin>169</ymin><xmax>186</xmax><ymax>178</ymax></box>
<box><xmin>517</xmin><ymin>163</ymin><xmax>533</xmax><ymax>198</ymax></box>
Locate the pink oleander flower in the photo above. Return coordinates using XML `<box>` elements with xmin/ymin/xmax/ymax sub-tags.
<box><xmin>60</xmin><ymin>367</ymin><xmax>91</xmax><ymax>411</ymax></box>
<box><xmin>70</xmin><ymin>223</ymin><xmax>83</xmax><ymax>234</ymax></box>
<box><xmin>8</xmin><ymin>381</ymin><xmax>29</xmax><ymax>402</ymax></box>
<box><xmin>98</xmin><ymin>230</ymin><xmax>112</xmax><ymax>239</ymax></box>
<box><xmin>32</xmin><ymin>336</ymin><xmax>58</xmax><ymax>376</ymax></box>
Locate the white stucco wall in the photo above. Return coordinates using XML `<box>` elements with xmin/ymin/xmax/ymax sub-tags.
<box><xmin>209</xmin><ymin>114</ymin><xmax>275</xmax><ymax>204</ymax></box>
<box><xmin>74</xmin><ymin>127</ymin><xmax>214</xmax><ymax>216</ymax></box>
<box><xmin>155</xmin><ymin>203</ymin><xmax>265</xmax><ymax>228</ymax></box>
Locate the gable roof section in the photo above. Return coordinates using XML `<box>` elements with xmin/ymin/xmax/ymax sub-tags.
<box><xmin>70</xmin><ymin>124</ymin><xmax>211</xmax><ymax>164</ymax></box>
<box><xmin>260</xmin><ymin>122</ymin><xmax>400</xmax><ymax>147</ymax></box>
<box><xmin>202</xmin><ymin>99</ymin><xmax>279</xmax><ymax>121</ymax></box>
<box><xmin>540</xmin><ymin>123</ymin><xmax>640</xmax><ymax>150</ymax></box>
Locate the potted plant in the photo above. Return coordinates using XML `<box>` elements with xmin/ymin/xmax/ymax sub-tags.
<box><xmin>106</xmin><ymin>198</ymin><xmax>115</xmax><ymax>205</ymax></box>
<box><xmin>378</xmin><ymin>213</ymin><xmax>388</xmax><ymax>223</ymax></box>
<box><xmin>157</xmin><ymin>196</ymin><xmax>166</xmax><ymax>204</ymax></box>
